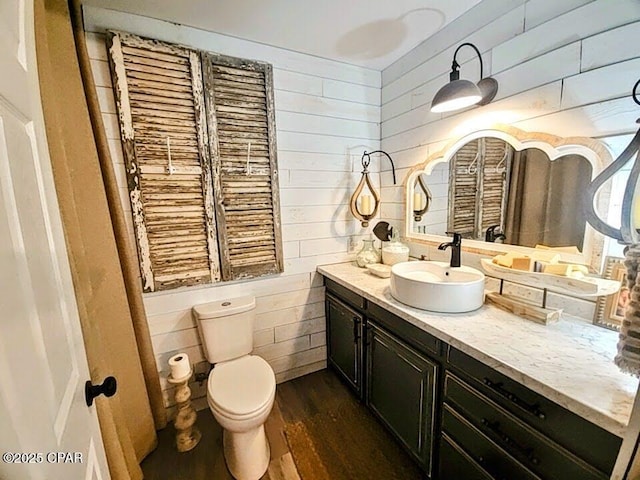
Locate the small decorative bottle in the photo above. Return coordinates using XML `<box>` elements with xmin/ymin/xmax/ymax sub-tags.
<box><xmin>356</xmin><ymin>238</ymin><xmax>381</xmax><ymax>267</ymax></box>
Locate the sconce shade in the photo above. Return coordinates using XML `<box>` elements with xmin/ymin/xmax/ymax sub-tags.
<box><xmin>477</xmin><ymin>77</ymin><xmax>499</xmax><ymax>104</ymax></box>
<box><xmin>431</xmin><ymin>79</ymin><xmax>482</xmax><ymax>113</ymax></box>
<box><xmin>430</xmin><ymin>42</ymin><xmax>498</xmax><ymax>113</ymax></box>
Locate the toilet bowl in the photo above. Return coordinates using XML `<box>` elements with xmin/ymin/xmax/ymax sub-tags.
<box><xmin>207</xmin><ymin>355</ymin><xmax>276</xmax><ymax>480</ymax></box>
<box><xmin>192</xmin><ymin>297</ymin><xmax>276</xmax><ymax>480</ymax></box>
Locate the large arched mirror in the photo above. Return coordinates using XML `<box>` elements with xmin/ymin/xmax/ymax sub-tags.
<box><xmin>405</xmin><ymin>126</ymin><xmax>612</xmax><ymax>271</ymax></box>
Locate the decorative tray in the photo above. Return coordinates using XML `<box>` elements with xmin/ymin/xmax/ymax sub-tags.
<box><xmin>480</xmin><ymin>259</ymin><xmax>621</xmax><ymax>297</ymax></box>
<box><xmin>366</xmin><ymin>263</ymin><xmax>391</xmax><ymax>278</ymax></box>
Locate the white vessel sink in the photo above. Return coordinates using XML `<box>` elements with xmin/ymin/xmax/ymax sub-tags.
<box><xmin>390</xmin><ymin>261</ymin><xmax>485</xmax><ymax>313</ymax></box>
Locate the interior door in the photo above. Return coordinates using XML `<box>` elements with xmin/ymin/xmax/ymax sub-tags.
<box><xmin>0</xmin><ymin>1</ymin><xmax>109</xmax><ymax>479</ymax></box>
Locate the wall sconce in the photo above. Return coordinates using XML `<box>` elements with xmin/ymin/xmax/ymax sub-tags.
<box><xmin>413</xmin><ymin>175</ymin><xmax>431</xmax><ymax>222</ymax></box>
<box><xmin>584</xmin><ymin>78</ymin><xmax>640</xmax><ymax>374</ymax></box>
<box><xmin>431</xmin><ymin>42</ymin><xmax>499</xmax><ymax>113</ymax></box>
<box><xmin>350</xmin><ymin>150</ymin><xmax>396</xmax><ymax>227</ymax></box>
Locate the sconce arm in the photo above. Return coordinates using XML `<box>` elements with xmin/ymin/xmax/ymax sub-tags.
<box><xmin>363</xmin><ymin>150</ymin><xmax>396</xmax><ymax>185</ymax></box>
<box><xmin>452</xmin><ymin>42</ymin><xmax>484</xmax><ymax>80</ymax></box>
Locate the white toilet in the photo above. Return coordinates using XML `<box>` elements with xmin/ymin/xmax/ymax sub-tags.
<box><xmin>193</xmin><ymin>296</ymin><xmax>276</xmax><ymax>480</ymax></box>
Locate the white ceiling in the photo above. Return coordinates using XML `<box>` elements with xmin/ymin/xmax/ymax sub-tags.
<box><xmin>82</xmin><ymin>0</ymin><xmax>482</xmax><ymax>70</ymax></box>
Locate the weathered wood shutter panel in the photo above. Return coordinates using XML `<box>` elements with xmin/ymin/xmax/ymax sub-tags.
<box><xmin>448</xmin><ymin>140</ymin><xmax>479</xmax><ymax>238</ymax></box>
<box><xmin>448</xmin><ymin>138</ymin><xmax>511</xmax><ymax>240</ymax></box>
<box><xmin>478</xmin><ymin>138</ymin><xmax>511</xmax><ymax>236</ymax></box>
<box><xmin>107</xmin><ymin>31</ymin><xmax>221</xmax><ymax>291</ymax></box>
<box><xmin>202</xmin><ymin>53</ymin><xmax>284</xmax><ymax>281</ymax></box>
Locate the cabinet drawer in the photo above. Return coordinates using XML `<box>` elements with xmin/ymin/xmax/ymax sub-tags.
<box><xmin>447</xmin><ymin>347</ymin><xmax>620</xmax><ymax>474</ymax></box>
<box><xmin>442</xmin><ymin>405</ymin><xmax>539</xmax><ymax>480</ymax></box>
<box><xmin>439</xmin><ymin>434</ymin><xmax>493</xmax><ymax>480</ymax></box>
<box><xmin>367</xmin><ymin>301</ymin><xmax>441</xmax><ymax>357</ymax></box>
<box><xmin>444</xmin><ymin>373</ymin><xmax>606</xmax><ymax>480</ymax></box>
<box><xmin>325</xmin><ymin>278</ymin><xmax>365</xmax><ymax>310</ymax></box>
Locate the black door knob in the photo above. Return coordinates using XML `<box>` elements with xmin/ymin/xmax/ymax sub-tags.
<box><xmin>85</xmin><ymin>376</ymin><xmax>117</xmax><ymax>406</ymax></box>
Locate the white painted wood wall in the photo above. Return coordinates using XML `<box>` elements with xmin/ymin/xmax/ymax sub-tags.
<box><xmin>380</xmin><ymin>0</ymin><xmax>640</xmax><ymax>240</ymax></box>
<box><xmin>83</xmin><ymin>6</ymin><xmax>380</xmax><ymax>415</ymax></box>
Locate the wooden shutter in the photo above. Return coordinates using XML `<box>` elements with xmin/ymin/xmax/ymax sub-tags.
<box><xmin>107</xmin><ymin>31</ymin><xmax>221</xmax><ymax>291</ymax></box>
<box><xmin>448</xmin><ymin>138</ymin><xmax>512</xmax><ymax>240</ymax></box>
<box><xmin>202</xmin><ymin>53</ymin><xmax>284</xmax><ymax>281</ymax></box>
<box><xmin>448</xmin><ymin>140</ymin><xmax>479</xmax><ymax>238</ymax></box>
<box><xmin>478</xmin><ymin>138</ymin><xmax>511</xmax><ymax>235</ymax></box>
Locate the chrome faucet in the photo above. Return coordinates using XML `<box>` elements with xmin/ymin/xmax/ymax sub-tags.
<box><xmin>485</xmin><ymin>225</ymin><xmax>506</xmax><ymax>243</ymax></box>
<box><xmin>438</xmin><ymin>232</ymin><xmax>462</xmax><ymax>268</ymax></box>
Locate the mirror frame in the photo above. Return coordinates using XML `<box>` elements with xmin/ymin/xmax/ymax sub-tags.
<box><xmin>404</xmin><ymin>124</ymin><xmax>613</xmax><ymax>272</ymax></box>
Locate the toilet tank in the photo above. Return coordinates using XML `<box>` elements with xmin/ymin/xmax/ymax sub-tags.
<box><xmin>192</xmin><ymin>296</ymin><xmax>256</xmax><ymax>363</ymax></box>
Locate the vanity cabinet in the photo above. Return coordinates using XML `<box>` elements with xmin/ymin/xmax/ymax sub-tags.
<box><xmin>445</xmin><ymin>347</ymin><xmax>619</xmax><ymax>480</ymax></box>
<box><xmin>326</xmin><ymin>279</ymin><xmax>441</xmax><ymax>475</ymax></box>
<box><xmin>366</xmin><ymin>322</ymin><xmax>437</xmax><ymax>473</ymax></box>
<box><xmin>322</xmin><ymin>277</ymin><xmax>622</xmax><ymax>480</ymax></box>
<box><xmin>443</xmin><ymin>373</ymin><xmax>605</xmax><ymax>480</ymax></box>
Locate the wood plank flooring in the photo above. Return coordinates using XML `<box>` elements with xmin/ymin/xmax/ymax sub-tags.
<box><xmin>141</xmin><ymin>369</ymin><xmax>421</xmax><ymax>479</ymax></box>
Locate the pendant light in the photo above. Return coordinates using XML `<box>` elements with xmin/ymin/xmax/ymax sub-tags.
<box><xmin>431</xmin><ymin>42</ymin><xmax>498</xmax><ymax>113</ymax></box>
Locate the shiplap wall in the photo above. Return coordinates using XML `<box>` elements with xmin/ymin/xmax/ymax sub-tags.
<box><xmin>380</xmin><ymin>0</ymin><xmax>640</xmax><ymax>283</ymax></box>
<box><xmin>83</xmin><ymin>6</ymin><xmax>380</xmax><ymax>414</ymax></box>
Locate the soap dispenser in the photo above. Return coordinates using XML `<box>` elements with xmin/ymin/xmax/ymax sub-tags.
<box><xmin>382</xmin><ymin>228</ymin><xmax>410</xmax><ymax>266</ymax></box>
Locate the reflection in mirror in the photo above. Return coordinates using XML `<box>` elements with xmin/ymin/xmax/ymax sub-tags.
<box><xmin>594</xmin><ymin>256</ymin><xmax>627</xmax><ymax>331</ymax></box>
<box><xmin>412</xmin><ymin>137</ymin><xmax>593</xmax><ymax>251</ymax></box>
<box><xmin>412</xmin><ymin>175</ymin><xmax>431</xmax><ymax>222</ymax></box>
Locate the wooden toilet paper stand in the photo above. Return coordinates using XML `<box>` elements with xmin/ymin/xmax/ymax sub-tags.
<box><xmin>167</xmin><ymin>369</ymin><xmax>201</xmax><ymax>452</ymax></box>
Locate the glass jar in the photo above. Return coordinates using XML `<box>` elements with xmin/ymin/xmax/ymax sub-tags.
<box><xmin>355</xmin><ymin>239</ymin><xmax>381</xmax><ymax>268</ymax></box>
<box><xmin>381</xmin><ymin>229</ymin><xmax>410</xmax><ymax>266</ymax></box>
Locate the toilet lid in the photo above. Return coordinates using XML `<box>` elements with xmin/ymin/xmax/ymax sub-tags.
<box><xmin>208</xmin><ymin>355</ymin><xmax>275</xmax><ymax>416</ymax></box>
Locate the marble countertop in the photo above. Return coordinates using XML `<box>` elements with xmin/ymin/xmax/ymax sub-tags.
<box><xmin>318</xmin><ymin>262</ymin><xmax>639</xmax><ymax>437</ymax></box>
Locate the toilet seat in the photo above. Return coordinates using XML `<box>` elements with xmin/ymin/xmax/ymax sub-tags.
<box><xmin>207</xmin><ymin>355</ymin><xmax>275</xmax><ymax>418</ymax></box>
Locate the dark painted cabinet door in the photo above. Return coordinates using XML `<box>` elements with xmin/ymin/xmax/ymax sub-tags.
<box><xmin>366</xmin><ymin>322</ymin><xmax>437</xmax><ymax>475</ymax></box>
<box><xmin>326</xmin><ymin>294</ymin><xmax>363</xmax><ymax>396</ymax></box>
